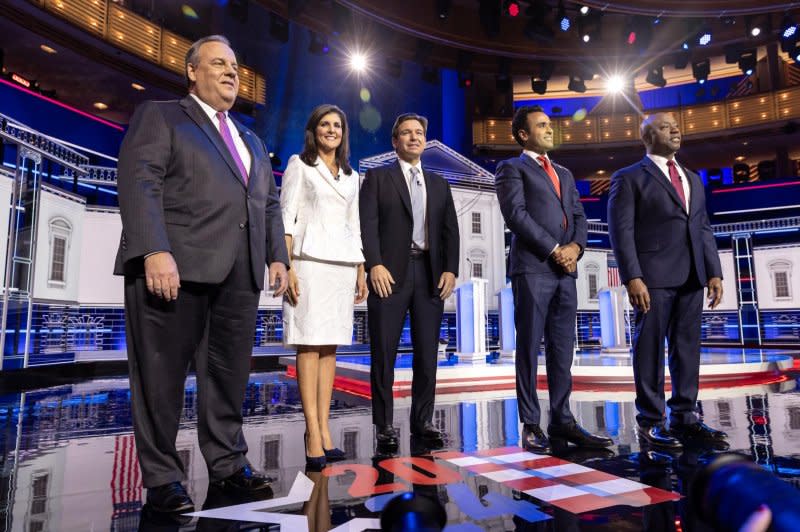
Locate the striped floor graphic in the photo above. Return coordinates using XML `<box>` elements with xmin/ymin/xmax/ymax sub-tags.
<box><xmin>435</xmin><ymin>446</ymin><xmax>681</xmax><ymax>514</ymax></box>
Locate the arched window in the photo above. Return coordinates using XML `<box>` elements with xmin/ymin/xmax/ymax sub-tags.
<box><xmin>585</xmin><ymin>262</ymin><xmax>600</xmax><ymax>300</ymax></box>
<box><xmin>469</xmin><ymin>248</ymin><xmax>487</xmax><ymax>279</ymax></box>
<box><xmin>768</xmin><ymin>259</ymin><xmax>793</xmax><ymax>300</ymax></box>
<box><xmin>48</xmin><ymin>218</ymin><xmax>72</xmax><ymax>287</ymax></box>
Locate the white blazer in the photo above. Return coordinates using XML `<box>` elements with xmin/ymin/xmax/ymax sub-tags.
<box><xmin>280</xmin><ymin>154</ymin><xmax>365</xmax><ymax>264</ymax></box>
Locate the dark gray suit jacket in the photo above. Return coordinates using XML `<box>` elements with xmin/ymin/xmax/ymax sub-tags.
<box><xmin>495</xmin><ymin>153</ymin><xmax>588</xmax><ymax>277</ymax></box>
<box><xmin>113</xmin><ymin>96</ymin><xmax>289</xmax><ymax>289</ymax></box>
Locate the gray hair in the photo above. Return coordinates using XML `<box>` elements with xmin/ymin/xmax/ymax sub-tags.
<box><xmin>185</xmin><ymin>35</ymin><xmax>232</xmax><ymax>88</ymax></box>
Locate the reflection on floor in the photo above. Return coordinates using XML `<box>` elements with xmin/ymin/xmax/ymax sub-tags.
<box><xmin>1</xmin><ymin>362</ymin><xmax>800</xmax><ymax>531</ymax></box>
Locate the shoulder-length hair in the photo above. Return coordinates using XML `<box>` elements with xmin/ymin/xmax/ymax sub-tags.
<box><xmin>299</xmin><ymin>104</ymin><xmax>353</xmax><ymax>174</ymax></box>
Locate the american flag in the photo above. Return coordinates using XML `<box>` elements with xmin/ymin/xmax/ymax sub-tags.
<box><xmin>589</xmin><ymin>178</ymin><xmax>611</xmax><ymax>196</ymax></box>
<box><xmin>607</xmin><ymin>253</ymin><xmax>621</xmax><ymax>287</ymax></box>
<box><xmin>111</xmin><ymin>434</ymin><xmax>142</xmax><ymax>509</ymax></box>
<box><xmin>436</xmin><ymin>446</ymin><xmax>680</xmax><ymax>514</ymax></box>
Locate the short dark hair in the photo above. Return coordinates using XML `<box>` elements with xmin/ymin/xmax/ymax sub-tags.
<box><xmin>391</xmin><ymin>113</ymin><xmax>428</xmax><ymax>139</ymax></box>
<box><xmin>299</xmin><ymin>104</ymin><xmax>353</xmax><ymax>174</ymax></box>
<box><xmin>511</xmin><ymin>105</ymin><xmax>546</xmax><ymax>147</ymax></box>
<box><xmin>185</xmin><ymin>35</ymin><xmax>233</xmax><ymax>89</ymax></box>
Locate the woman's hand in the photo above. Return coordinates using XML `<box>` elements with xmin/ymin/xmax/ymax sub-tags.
<box><xmin>355</xmin><ymin>264</ymin><xmax>368</xmax><ymax>304</ymax></box>
<box><xmin>286</xmin><ymin>267</ymin><xmax>300</xmax><ymax>306</ymax></box>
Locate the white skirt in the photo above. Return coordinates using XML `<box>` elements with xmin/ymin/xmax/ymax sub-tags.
<box><xmin>282</xmin><ymin>257</ymin><xmax>358</xmax><ymax>347</ymax></box>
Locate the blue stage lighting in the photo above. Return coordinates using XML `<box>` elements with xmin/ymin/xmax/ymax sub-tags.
<box><xmin>560</xmin><ymin>17</ymin><xmax>571</xmax><ymax>31</ymax></box>
<box><xmin>698</xmin><ymin>32</ymin><xmax>712</xmax><ymax>46</ymax></box>
<box><xmin>784</xmin><ymin>25</ymin><xmax>797</xmax><ymax>39</ymax></box>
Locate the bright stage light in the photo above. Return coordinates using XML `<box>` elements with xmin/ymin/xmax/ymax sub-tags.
<box><xmin>349</xmin><ymin>52</ymin><xmax>368</xmax><ymax>72</ymax></box>
<box><xmin>606</xmin><ymin>75</ymin><xmax>626</xmax><ymax>94</ymax></box>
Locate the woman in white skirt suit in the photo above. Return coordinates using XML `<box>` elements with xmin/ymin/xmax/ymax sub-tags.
<box><xmin>280</xmin><ymin>104</ymin><xmax>367</xmax><ymax>470</ymax></box>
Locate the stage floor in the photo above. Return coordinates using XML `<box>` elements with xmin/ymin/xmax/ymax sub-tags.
<box><xmin>1</xmin><ymin>355</ymin><xmax>799</xmax><ymax>531</ymax></box>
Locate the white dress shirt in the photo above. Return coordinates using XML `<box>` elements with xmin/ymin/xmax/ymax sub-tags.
<box><xmin>647</xmin><ymin>153</ymin><xmax>691</xmax><ymax>211</ymax></box>
<box><xmin>398</xmin><ymin>158</ymin><xmax>428</xmax><ymax>249</ymax></box>
<box><xmin>190</xmin><ymin>93</ymin><xmax>252</xmax><ymax>176</ymax></box>
<box><xmin>523</xmin><ymin>149</ymin><xmax>560</xmax><ymax>185</ymax></box>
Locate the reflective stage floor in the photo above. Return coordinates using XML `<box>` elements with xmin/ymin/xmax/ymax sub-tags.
<box><xmin>2</xmin><ymin>354</ymin><xmax>800</xmax><ymax>531</ymax></box>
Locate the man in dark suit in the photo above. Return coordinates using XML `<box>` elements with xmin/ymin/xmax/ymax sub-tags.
<box><xmin>114</xmin><ymin>35</ymin><xmax>289</xmax><ymax>512</ymax></box>
<box><xmin>496</xmin><ymin>105</ymin><xmax>612</xmax><ymax>453</ymax></box>
<box><xmin>608</xmin><ymin>112</ymin><xmax>725</xmax><ymax>449</ymax></box>
<box><xmin>360</xmin><ymin>113</ymin><xmax>460</xmax><ymax>452</ymax></box>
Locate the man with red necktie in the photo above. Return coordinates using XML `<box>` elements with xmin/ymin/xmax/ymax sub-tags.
<box><xmin>114</xmin><ymin>35</ymin><xmax>289</xmax><ymax>513</ymax></box>
<box><xmin>496</xmin><ymin>105</ymin><xmax>612</xmax><ymax>454</ymax></box>
<box><xmin>608</xmin><ymin>112</ymin><xmax>725</xmax><ymax>450</ymax></box>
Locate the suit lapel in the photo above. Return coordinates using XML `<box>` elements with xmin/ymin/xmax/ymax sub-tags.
<box><xmin>314</xmin><ymin>155</ymin><xmax>348</xmax><ymax>200</ymax></box>
<box><xmin>180</xmin><ymin>96</ymin><xmax>247</xmax><ymax>188</ymax></box>
<box><xmin>641</xmin><ymin>157</ymin><xmax>687</xmax><ymax>214</ymax></box>
<box><xmin>520</xmin><ymin>153</ymin><xmax>561</xmax><ymax>201</ymax></box>
<box><xmin>388</xmin><ymin>160</ymin><xmax>413</xmax><ymax>216</ymax></box>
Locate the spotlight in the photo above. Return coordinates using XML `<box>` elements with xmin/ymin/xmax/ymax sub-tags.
<box><xmin>531</xmin><ymin>77</ymin><xmax>547</xmax><ymax>94</ymax></box>
<box><xmin>385</xmin><ymin>57</ymin><xmax>402</xmax><ymax>78</ymax></box>
<box><xmin>458</xmin><ymin>71</ymin><xmax>473</xmax><ymax>88</ymax></box>
<box><xmin>505</xmin><ymin>1</ymin><xmax>520</xmax><ymax>17</ymax></box>
<box><xmin>606</xmin><ymin>74</ymin><xmax>626</xmax><ymax>94</ymax></box>
<box><xmin>724</xmin><ymin>43</ymin><xmax>743</xmax><ymax>64</ymax></box>
<box><xmin>568</xmin><ymin>74</ymin><xmax>586</xmax><ymax>93</ymax></box>
<box><xmin>781</xmin><ymin>14</ymin><xmax>798</xmax><ymax>52</ymax></box>
<box><xmin>525</xmin><ymin>19</ymin><xmax>555</xmax><ymax>43</ymax></box>
<box><xmin>269</xmin><ymin>152</ymin><xmax>282</xmax><ymax>167</ymax></box>
<box><xmin>269</xmin><ymin>13</ymin><xmax>289</xmax><ymax>43</ymax></box>
<box><xmin>436</xmin><ymin>0</ymin><xmax>451</xmax><ymax>20</ymax></box>
<box><xmin>674</xmin><ymin>50</ymin><xmax>690</xmax><ymax>69</ymax></box>
<box><xmin>495</xmin><ymin>74</ymin><xmax>511</xmax><ymax>92</ymax></box>
<box><xmin>646</xmin><ymin>65</ymin><xmax>666</xmax><ymax>87</ymax></box>
<box><xmin>580</xmin><ymin>5</ymin><xmax>589</xmax><ymax>15</ymax></box>
<box><xmin>746</xmin><ymin>16</ymin><xmax>763</xmax><ymax>38</ymax></box>
<box><xmin>625</xmin><ymin>16</ymin><xmax>652</xmax><ymax>49</ymax></box>
<box><xmin>697</xmin><ymin>28</ymin><xmax>712</xmax><ymax>46</ymax></box>
<box><xmin>539</xmin><ymin>60</ymin><xmax>555</xmax><ymax>81</ymax></box>
<box><xmin>479</xmin><ymin>0</ymin><xmax>501</xmax><ymax>38</ymax></box>
<box><xmin>308</xmin><ymin>32</ymin><xmax>329</xmax><ymax>55</ymax></box>
<box><xmin>792</xmin><ymin>43</ymin><xmax>800</xmax><ymax>64</ymax></box>
<box><xmin>692</xmin><ymin>59</ymin><xmax>710</xmax><ymax>84</ymax></box>
<box><xmin>557</xmin><ymin>1</ymin><xmax>570</xmax><ymax>31</ymax></box>
<box><xmin>738</xmin><ymin>49</ymin><xmax>757</xmax><ymax>76</ymax></box>
<box><xmin>349</xmin><ymin>52</ymin><xmax>368</xmax><ymax>72</ymax></box>
<box><xmin>782</xmin><ymin>14</ymin><xmax>797</xmax><ymax>39</ymax></box>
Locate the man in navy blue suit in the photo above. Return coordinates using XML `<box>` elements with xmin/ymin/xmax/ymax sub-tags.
<box><xmin>608</xmin><ymin>112</ymin><xmax>725</xmax><ymax>449</ymax></box>
<box><xmin>496</xmin><ymin>106</ymin><xmax>612</xmax><ymax>453</ymax></box>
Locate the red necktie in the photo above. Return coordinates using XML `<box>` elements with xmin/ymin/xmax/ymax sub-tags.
<box><xmin>537</xmin><ymin>155</ymin><xmax>561</xmax><ymax>198</ymax></box>
<box><xmin>666</xmin><ymin>160</ymin><xmax>686</xmax><ymax>210</ymax></box>
<box><xmin>537</xmin><ymin>155</ymin><xmax>567</xmax><ymax>229</ymax></box>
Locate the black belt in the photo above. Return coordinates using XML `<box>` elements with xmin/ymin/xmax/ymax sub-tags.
<box><xmin>409</xmin><ymin>248</ymin><xmax>428</xmax><ymax>258</ymax></box>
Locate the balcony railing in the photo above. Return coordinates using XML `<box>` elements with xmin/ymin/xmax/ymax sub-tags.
<box><xmin>474</xmin><ymin>85</ymin><xmax>800</xmax><ymax>149</ymax></box>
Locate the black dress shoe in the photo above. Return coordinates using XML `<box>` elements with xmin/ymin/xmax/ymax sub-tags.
<box><xmin>638</xmin><ymin>424</ymin><xmax>683</xmax><ymax>449</ymax></box>
<box><xmin>549</xmin><ymin>422</ymin><xmax>613</xmax><ymax>450</ymax></box>
<box><xmin>146</xmin><ymin>482</ymin><xmax>194</xmax><ymax>513</ymax></box>
<box><xmin>324</xmin><ymin>447</ymin><xmax>347</xmax><ymax>462</ymax></box>
<box><xmin>412</xmin><ymin>421</ymin><xmax>443</xmax><ymax>441</ymax></box>
<box><xmin>670</xmin><ymin>421</ymin><xmax>728</xmax><ymax>442</ymax></box>
<box><xmin>212</xmin><ymin>465</ymin><xmax>274</xmax><ymax>496</ymax></box>
<box><xmin>521</xmin><ymin>424</ymin><xmax>550</xmax><ymax>453</ymax></box>
<box><xmin>376</xmin><ymin>425</ymin><xmax>399</xmax><ymax>447</ymax></box>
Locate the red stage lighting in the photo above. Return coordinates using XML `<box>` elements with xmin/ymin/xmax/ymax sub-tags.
<box><xmin>507</xmin><ymin>1</ymin><xmax>520</xmax><ymax>17</ymax></box>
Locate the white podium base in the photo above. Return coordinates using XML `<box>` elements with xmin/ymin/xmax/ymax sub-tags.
<box><xmin>600</xmin><ymin>346</ymin><xmax>632</xmax><ymax>356</ymax></box>
<box><xmin>456</xmin><ymin>351</ymin><xmax>489</xmax><ymax>365</ymax></box>
<box><xmin>499</xmin><ymin>350</ymin><xmax>516</xmax><ymax>363</ymax></box>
